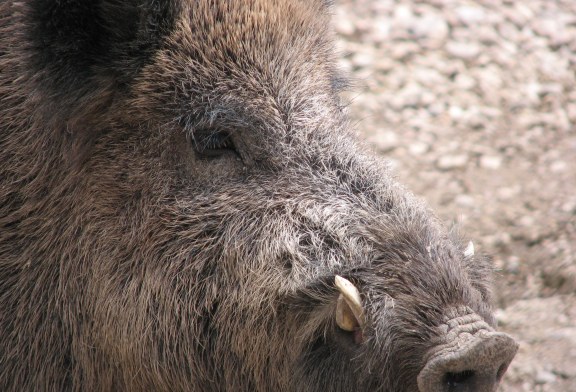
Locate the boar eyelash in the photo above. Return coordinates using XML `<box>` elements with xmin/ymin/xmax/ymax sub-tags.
<box><xmin>189</xmin><ymin>128</ymin><xmax>236</xmax><ymax>157</ymax></box>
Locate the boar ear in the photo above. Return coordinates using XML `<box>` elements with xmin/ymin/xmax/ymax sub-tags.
<box><xmin>28</xmin><ymin>0</ymin><xmax>180</xmax><ymax>91</ymax></box>
<box><xmin>334</xmin><ymin>276</ymin><xmax>365</xmax><ymax>331</ymax></box>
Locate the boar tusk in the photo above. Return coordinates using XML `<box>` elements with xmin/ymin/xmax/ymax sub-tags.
<box><xmin>335</xmin><ymin>275</ymin><xmax>365</xmax><ymax>330</ymax></box>
<box><xmin>464</xmin><ymin>241</ymin><xmax>475</xmax><ymax>257</ymax></box>
<box><xmin>335</xmin><ymin>295</ymin><xmax>359</xmax><ymax>331</ymax></box>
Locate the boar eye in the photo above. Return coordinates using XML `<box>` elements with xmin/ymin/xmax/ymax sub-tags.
<box><xmin>191</xmin><ymin>129</ymin><xmax>237</xmax><ymax>159</ymax></box>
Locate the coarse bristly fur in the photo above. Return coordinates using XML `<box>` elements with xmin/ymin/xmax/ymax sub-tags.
<box><xmin>1</xmin><ymin>1</ymin><xmax>502</xmax><ymax>391</ymax></box>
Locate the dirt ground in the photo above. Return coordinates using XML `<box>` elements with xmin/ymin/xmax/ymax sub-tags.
<box><xmin>333</xmin><ymin>0</ymin><xmax>576</xmax><ymax>390</ymax></box>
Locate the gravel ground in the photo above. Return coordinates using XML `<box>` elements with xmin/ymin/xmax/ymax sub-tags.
<box><xmin>332</xmin><ymin>1</ymin><xmax>576</xmax><ymax>390</ymax></box>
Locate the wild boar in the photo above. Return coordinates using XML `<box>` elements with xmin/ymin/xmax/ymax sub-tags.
<box><xmin>0</xmin><ymin>1</ymin><xmax>517</xmax><ymax>391</ymax></box>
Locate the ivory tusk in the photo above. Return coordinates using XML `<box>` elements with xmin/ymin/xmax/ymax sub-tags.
<box><xmin>335</xmin><ymin>275</ymin><xmax>365</xmax><ymax>329</ymax></box>
<box><xmin>464</xmin><ymin>241</ymin><xmax>475</xmax><ymax>257</ymax></box>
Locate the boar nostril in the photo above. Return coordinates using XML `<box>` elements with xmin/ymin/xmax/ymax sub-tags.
<box><xmin>444</xmin><ymin>370</ymin><xmax>475</xmax><ymax>390</ymax></box>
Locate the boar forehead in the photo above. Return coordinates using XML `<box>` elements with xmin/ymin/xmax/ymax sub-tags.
<box><xmin>130</xmin><ymin>0</ymin><xmax>345</xmax><ymax>142</ymax></box>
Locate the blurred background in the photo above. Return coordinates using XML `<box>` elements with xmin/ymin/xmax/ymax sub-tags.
<box><xmin>332</xmin><ymin>0</ymin><xmax>576</xmax><ymax>390</ymax></box>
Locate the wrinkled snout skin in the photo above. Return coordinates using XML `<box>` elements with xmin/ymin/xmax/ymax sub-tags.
<box><xmin>418</xmin><ymin>308</ymin><xmax>518</xmax><ymax>392</ymax></box>
<box><xmin>0</xmin><ymin>1</ymin><xmax>517</xmax><ymax>391</ymax></box>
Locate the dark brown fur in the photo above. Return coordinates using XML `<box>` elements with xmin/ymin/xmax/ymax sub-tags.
<box><xmin>1</xmin><ymin>1</ymin><xmax>499</xmax><ymax>391</ymax></box>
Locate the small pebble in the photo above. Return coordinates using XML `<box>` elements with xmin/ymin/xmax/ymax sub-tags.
<box><xmin>409</xmin><ymin>142</ymin><xmax>430</xmax><ymax>156</ymax></box>
<box><xmin>480</xmin><ymin>155</ymin><xmax>503</xmax><ymax>170</ymax></box>
<box><xmin>446</xmin><ymin>41</ymin><xmax>481</xmax><ymax>60</ymax></box>
<box><xmin>455</xmin><ymin>5</ymin><xmax>486</xmax><ymax>25</ymax></box>
<box><xmin>369</xmin><ymin>131</ymin><xmax>399</xmax><ymax>153</ymax></box>
<box><xmin>535</xmin><ymin>370</ymin><xmax>557</xmax><ymax>385</ymax></box>
<box><xmin>436</xmin><ymin>154</ymin><xmax>469</xmax><ymax>170</ymax></box>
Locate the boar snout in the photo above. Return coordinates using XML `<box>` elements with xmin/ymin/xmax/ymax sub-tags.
<box><xmin>417</xmin><ymin>310</ymin><xmax>518</xmax><ymax>392</ymax></box>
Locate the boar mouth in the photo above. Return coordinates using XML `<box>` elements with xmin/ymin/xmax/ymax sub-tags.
<box><xmin>417</xmin><ymin>309</ymin><xmax>518</xmax><ymax>392</ymax></box>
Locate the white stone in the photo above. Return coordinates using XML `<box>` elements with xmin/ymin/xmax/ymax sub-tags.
<box><xmin>455</xmin><ymin>194</ymin><xmax>475</xmax><ymax>208</ymax></box>
<box><xmin>334</xmin><ymin>8</ymin><xmax>356</xmax><ymax>36</ymax></box>
<box><xmin>480</xmin><ymin>155</ymin><xmax>503</xmax><ymax>170</ymax></box>
<box><xmin>455</xmin><ymin>73</ymin><xmax>476</xmax><ymax>90</ymax></box>
<box><xmin>455</xmin><ymin>5</ymin><xmax>486</xmax><ymax>25</ymax></box>
<box><xmin>369</xmin><ymin>18</ymin><xmax>391</xmax><ymax>43</ymax></box>
<box><xmin>369</xmin><ymin>131</ymin><xmax>400</xmax><ymax>153</ymax></box>
<box><xmin>446</xmin><ymin>41</ymin><xmax>481</xmax><ymax>60</ymax></box>
<box><xmin>414</xmin><ymin>14</ymin><xmax>449</xmax><ymax>43</ymax></box>
<box><xmin>393</xmin><ymin>5</ymin><xmax>414</xmax><ymax>28</ymax></box>
<box><xmin>436</xmin><ymin>154</ymin><xmax>469</xmax><ymax>170</ymax></box>
<box><xmin>352</xmin><ymin>51</ymin><xmax>374</xmax><ymax>68</ymax></box>
<box><xmin>449</xmin><ymin>106</ymin><xmax>465</xmax><ymax>119</ymax></box>
<box><xmin>535</xmin><ymin>370</ymin><xmax>557</xmax><ymax>385</ymax></box>
<box><xmin>409</xmin><ymin>142</ymin><xmax>430</xmax><ymax>156</ymax></box>
<box><xmin>550</xmin><ymin>161</ymin><xmax>567</xmax><ymax>173</ymax></box>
